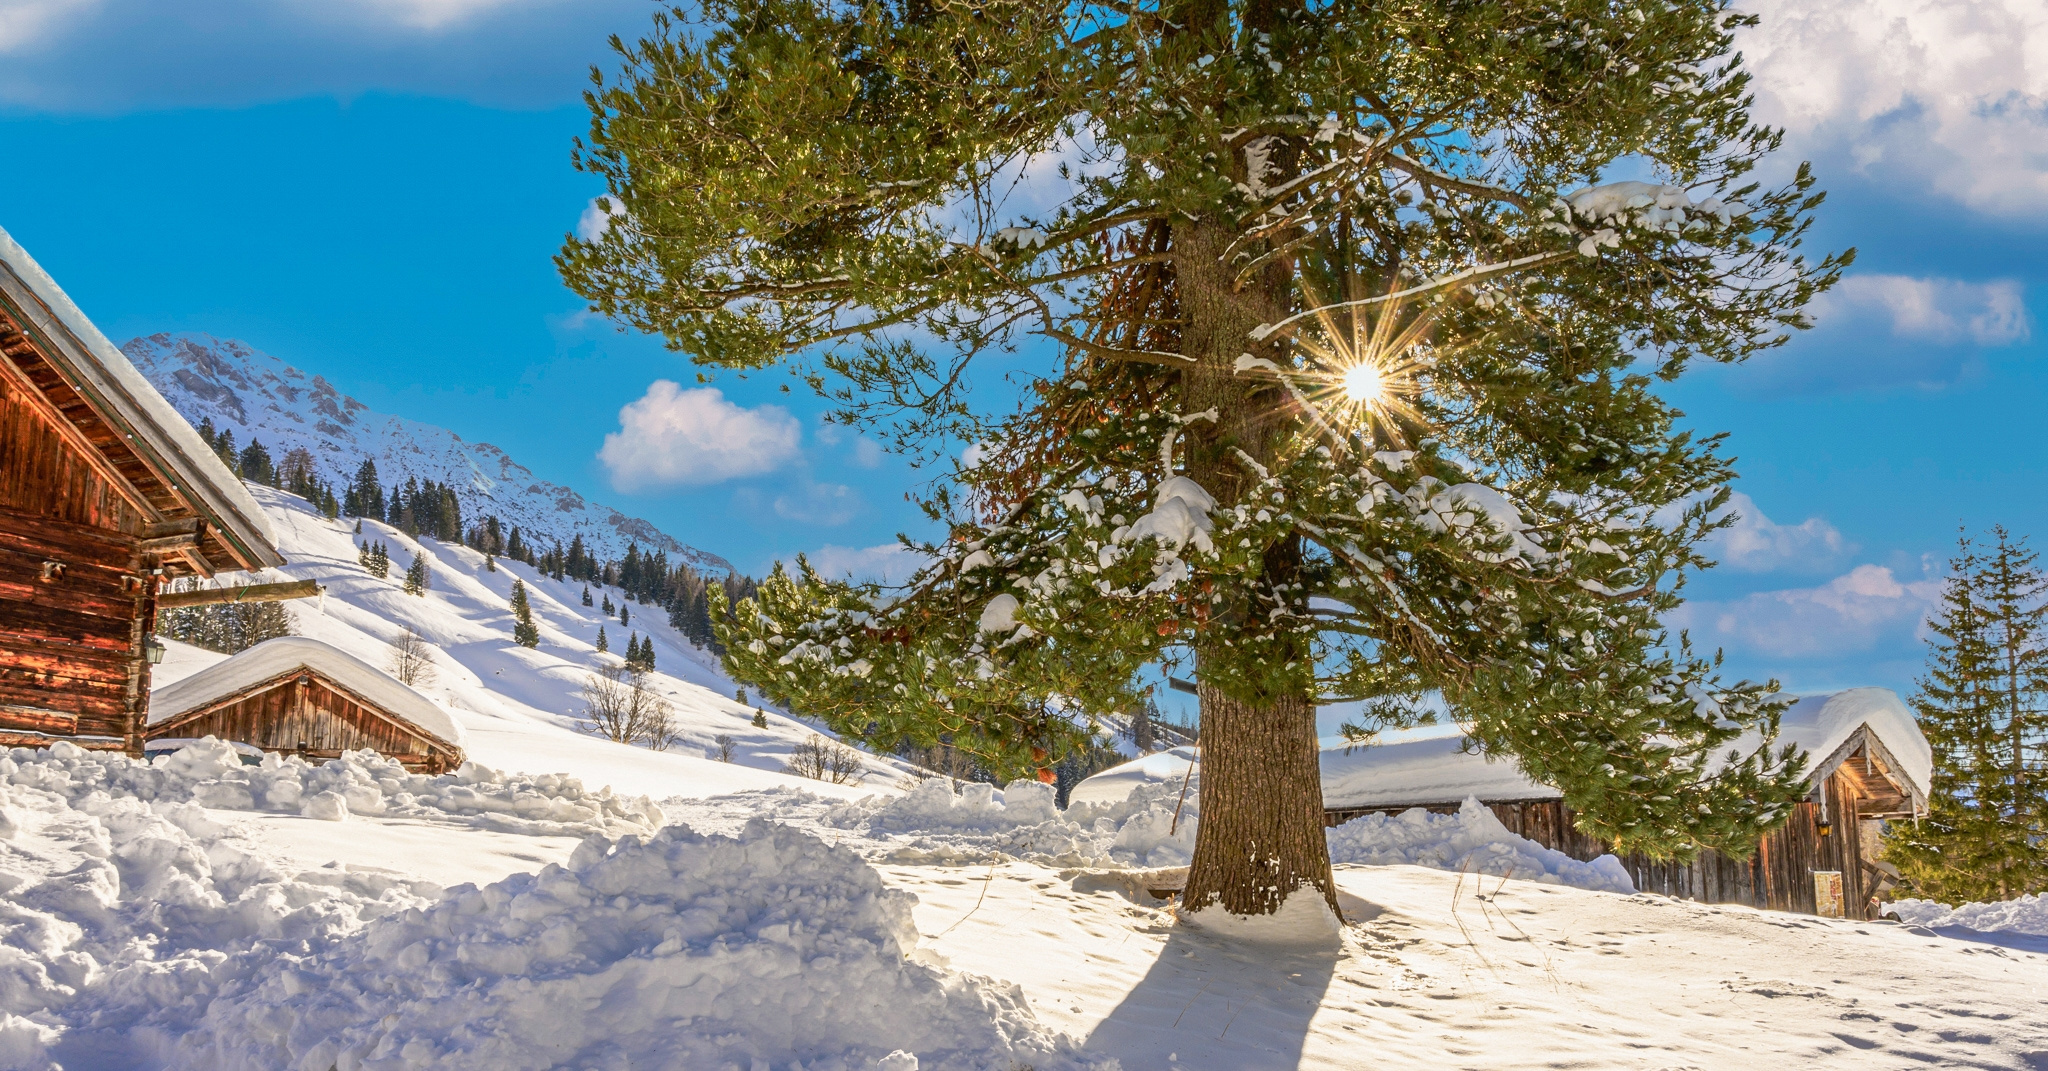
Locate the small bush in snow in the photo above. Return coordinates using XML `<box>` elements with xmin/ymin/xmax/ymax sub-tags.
<box><xmin>784</xmin><ymin>735</ymin><xmax>863</xmax><ymax>784</ymax></box>
<box><xmin>579</xmin><ymin>661</ymin><xmax>679</xmax><ymax>750</ymax></box>
<box><xmin>712</xmin><ymin>733</ymin><xmax>738</xmax><ymax>762</ymax></box>
<box><xmin>386</xmin><ymin>625</ymin><xmax>437</xmax><ymax>687</ymax></box>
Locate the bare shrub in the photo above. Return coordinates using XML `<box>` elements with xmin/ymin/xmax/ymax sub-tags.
<box><xmin>578</xmin><ymin>661</ymin><xmax>679</xmax><ymax>750</ymax></box>
<box><xmin>387</xmin><ymin>626</ymin><xmax>438</xmax><ymax>687</ymax></box>
<box><xmin>712</xmin><ymin>734</ymin><xmax>738</xmax><ymax>762</ymax></box>
<box><xmin>783</xmin><ymin>735</ymin><xmax>864</xmax><ymax>784</ymax></box>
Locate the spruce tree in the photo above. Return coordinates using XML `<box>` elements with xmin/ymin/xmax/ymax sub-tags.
<box><xmin>402</xmin><ymin>553</ymin><xmax>430</xmax><ymax>596</ymax></box>
<box><xmin>582</xmin><ymin>586</ymin><xmax>594</xmax><ymax>607</ymax></box>
<box><xmin>510</xmin><ymin>580</ymin><xmax>541</xmax><ymax>648</ymax></box>
<box><xmin>567</xmin><ymin>0</ymin><xmax>1838</xmax><ymax>919</ymax></box>
<box><xmin>1888</xmin><ymin>530</ymin><xmax>2048</xmax><ymax>902</ymax></box>
<box><xmin>620</xmin><ymin>604</ymin><xmax>630</xmax><ymax>628</ymax></box>
<box><xmin>486</xmin><ymin>552</ymin><xmax>498</xmax><ymax>573</ymax></box>
<box><xmin>597</xmin><ymin>625</ymin><xmax>609</xmax><ymax>653</ymax></box>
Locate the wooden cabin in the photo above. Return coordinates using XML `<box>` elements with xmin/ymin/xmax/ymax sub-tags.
<box><xmin>1318</xmin><ymin>689</ymin><xmax>1931</xmax><ymax>921</ymax></box>
<box><xmin>147</xmin><ymin>637</ymin><xmax>465</xmax><ymax>773</ymax></box>
<box><xmin>0</xmin><ymin>226</ymin><xmax>285</xmax><ymax>754</ymax></box>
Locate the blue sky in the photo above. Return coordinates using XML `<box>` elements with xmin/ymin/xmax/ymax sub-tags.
<box><xmin>2</xmin><ymin>0</ymin><xmax>2045</xmax><ymax>705</ymax></box>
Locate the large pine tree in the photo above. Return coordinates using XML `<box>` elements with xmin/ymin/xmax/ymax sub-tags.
<box><xmin>562</xmin><ymin>0</ymin><xmax>1836</xmax><ymax>922</ymax></box>
<box><xmin>1888</xmin><ymin>529</ymin><xmax>2048</xmax><ymax>903</ymax></box>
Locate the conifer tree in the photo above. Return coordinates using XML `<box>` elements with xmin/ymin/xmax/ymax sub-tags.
<box><xmin>597</xmin><ymin>625</ymin><xmax>609</xmax><ymax>653</ymax></box>
<box><xmin>510</xmin><ymin>580</ymin><xmax>541</xmax><ymax>648</ymax></box>
<box><xmin>568</xmin><ymin>0</ymin><xmax>1837</xmax><ymax>919</ymax></box>
<box><xmin>402</xmin><ymin>552</ymin><xmax>430</xmax><ymax>596</ymax></box>
<box><xmin>486</xmin><ymin>552</ymin><xmax>498</xmax><ymax>573</ymax></box>
<box><xmin>238</xmin><ymin>439</ymin><xmax>276</xmax><ymax>486</ymax></box>
<box><xmin>582</xmin><ymin>586</ymin><xmax>594</xmax><ymax>607</ymax></box>
<box><xmin>752</xmin><ymin>709</ymin><xmax>768</xmax><ymax>730</ymax></box>
<box><xmin>1888</xmin><ymin>530</ymin><xmax>2048</xmax><ymax>902</ymax></box>
<box><xmin>620</xmin><ymin>604</ymin><xmax>630</xmax><ymax>628</ymax></box>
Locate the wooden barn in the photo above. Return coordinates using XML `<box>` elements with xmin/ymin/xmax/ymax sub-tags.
<box><xmin>0</xmin><ymin>225</ymin><xmax>292</xmax><ymax>755</ymax></box>
<box><xmin>1317</xmin><ymin>688</ymin><xmax>1931</xmax><ymax>921</ymax></box>
<box><xmin>148</xmin><ymin>636</ymin><xmax>465</xmax><ymax>773</ymax></box>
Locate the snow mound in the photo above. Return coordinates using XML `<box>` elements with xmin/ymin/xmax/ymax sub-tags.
<box><xmin>173</xmin><ymin>820</ymin><xmax>1107</xmax><ymax>1071</ymax></box>
<box><xmin>1890</xmin><ymin>893</ymin><xmax>2048</xmax><ymax>936</ymax></box>
<box><xmin>1326</xmin><ymin>798</ymin><xmax>1635</xmax><ymax>893</ymax></box>
<box><xmin>820</xmin><ymin>779</ymin><xmax>1198</xmax><ymax>868</ymax></box>
<box><xmin>0</xmin><ymin>768</ymin><xmax>441</xmax><ymax>1068</ymax></box>
<box><xmin>4</xmin><ymin>739</ymin><xmax>662</xmax><ymax>840</ymax></box>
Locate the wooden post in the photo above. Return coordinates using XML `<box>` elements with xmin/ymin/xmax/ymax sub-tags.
<box><xmin>122</xmin><ymin>568</ymin><xmax>158</xmax><ymax>758</ymax></box>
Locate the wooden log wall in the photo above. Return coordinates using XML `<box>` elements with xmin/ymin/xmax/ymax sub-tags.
<box><xmin>148</xmin><ymin>672</ymin><xmax>461</xmax><ymax>774</ymax></box>
<box><xmin>0</xmin><ymin>361</ymin><xmax>154</xmax><ymax>750</ymax></box>
<box><xmin>1326</xmin><ymin>773</ymin><xmax>1882</xmax><ymax>920</ymax></box>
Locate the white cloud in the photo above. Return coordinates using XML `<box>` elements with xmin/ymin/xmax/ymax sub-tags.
<box><xmin>1711</xmin><ymin>492</ymin><xmax>1851</xmax><ymax>573</ymax></box>
<box><xmin>575</xmin><ymin>196</ymin><xmax>623</xmax><ymax>242</ymax></box>
<box><xmin>816</xmin><ymin>424</ymin><xmax>886</xmax><ymax>469</ymax></box>
<box><xmin>1738</xmin><ymin>0</ymin><xmax>2048</xmax><ymax>215</ymax></box>
<box><xmin>0</xmin><ymin>0</ymin><xmax>95</xmax><ymax>52</ymax></box>
<box><xmin>1670</xmin><ymin>563</ymin><xmax>1943</xmax><ymax>660</ymax></box>
<box><xmin>597</xmin><ymin>382</ymin><xmax>801</xmax><ymax>491</ymax></box>
<box><xmin>351</xmin><ymin>0</ymin><xmax>535</xmax><ymax>30</ymax></box>
<box><xmin>1814</xmin><ymin>274</ymin><xmax>2031</xmax><ymax>346</ymax></box>
<box><xmin>773</xmin><ymin>481</ymin><xmax>859</xmax><ymax>526</ymax></box>
<box><xmin>800</xmin><ymin>543</ymin><xmax>928</xmax><ymax>584</ymax></box>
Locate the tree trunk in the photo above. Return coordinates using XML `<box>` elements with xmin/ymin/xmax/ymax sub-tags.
<box><xmin>1169</xmin><ymin>198</ymin><xmax>1338</xmax><ymax>920</ymax></box>
<box><xmin>1181</xmin><ymin>680</ymin><xmax>1340</xmax><ymax>918</ymax></box>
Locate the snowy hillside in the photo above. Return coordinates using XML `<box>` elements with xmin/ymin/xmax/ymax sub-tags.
<box><xmin>168</xmin><ymin>484</ymin><xmax>910</xmax><ymax>798</ymax></box>
<box><xmin>124</xmin><ymin>332</ymin><xmax>730</xmax><ymax>571</ymax></box>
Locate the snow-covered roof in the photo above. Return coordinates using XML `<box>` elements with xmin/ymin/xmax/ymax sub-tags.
<box><xmin>1072</xmin><ymin>689</ymin><xmax>1931</xmax><ymax>814</ymax></box>
<box><xmin>1320</xmin><ymin>731</ymin><xmax>1558</xmax><ymax>811</ymax></box>
<box><xmin>1773</xmin><ymin>687</ymin><xmax>1931</xmax><ymax>809</ymax></box>
<box><xmin>149</xmin><ymin>636</ymin><xmax>463</xmax><ymax>747</ymax></box>
<box><xmin>0</xmin><ymin>225</ymin><xmax>281</xmax><ymax>569</ymax></box>
<box><xmin>1066</xmin><ymin>746</ymin><xmax>1199</xmax><ymax>807</ymax></box>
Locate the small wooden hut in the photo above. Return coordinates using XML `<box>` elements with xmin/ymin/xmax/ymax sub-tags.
<box><xmin>148</xmin><ymin>637</ymin><xmax>464</xmax><ymax>773</ymax></box>
<box><xmin>1318</xmin><ymin>689</ymin><xmax>1931</xmax><ymax>921</ymax></box>
<box><xmin>1</xmin><ymin>225</ymin><xmax>293</xmax><ymax>754</ymax></box>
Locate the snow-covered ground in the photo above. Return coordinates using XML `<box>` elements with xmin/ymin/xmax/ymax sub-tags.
<box><xmin>2</xmin><ymin>488</ymin><xmax>2045</xmax><ymax>1069</ymax></box>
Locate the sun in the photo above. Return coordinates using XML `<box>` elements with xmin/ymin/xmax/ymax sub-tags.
<box><xmin>1341</xmin><ymin>361</ymin><xmax>1388</xmax><ymax>405</ymax></box>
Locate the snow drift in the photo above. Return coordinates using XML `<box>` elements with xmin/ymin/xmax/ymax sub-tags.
<box><xmin>1891</xmin><ymin>893</ymin><xmax>2048</xmax><ymax>937</ymax></box>
<box><xmin>173</xmin><ymin>820</ymin><xmax>1105</xmax><ymax>1071</ymax></box>
<box><xmin>4</xmin><ymin>739</ymin><xmax>661</xmax><ymax>839</ymax></box>
<box><xmin>1325</xmin><ymin>797</ymin><xmax>1634</xmax><ymax>892</ymax></box>
<box><xmin>819</xmin><ymin>778</ymin><xmax>1198</xmax><ymax>869</ymax></box>
<box><xmin>813</xmin><ymin>779</ymin><xmax>1631</xmax><ymax>891</ymax></box>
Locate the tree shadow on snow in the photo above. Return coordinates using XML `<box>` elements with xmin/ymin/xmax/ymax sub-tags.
<box><xmin>1081</xmin><ymin>890</ymin><xmax>1376</xmax><ymax>1071</ymax></box>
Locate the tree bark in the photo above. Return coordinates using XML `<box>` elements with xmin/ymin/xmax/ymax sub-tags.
<box><xmin>1169</xmin><ymin>205</ymin><xmax>1339</xmax><ymax>920</ymax></box>
<box><xmin>1182</xmin><ymin>680</ymin><xmax>1339</xmax><ymax>917</ymax></box>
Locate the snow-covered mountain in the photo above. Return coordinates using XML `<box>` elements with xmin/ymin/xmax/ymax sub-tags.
<box><xmin>124</xmin><ymin>332</ymin><xmax>732</xmax><ymax>573</ymax></box>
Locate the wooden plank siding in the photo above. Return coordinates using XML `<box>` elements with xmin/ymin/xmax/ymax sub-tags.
<box><xmin>146</xmin><ymin>669</ymin><xmax>463</xmax><ymax>774</ymax></box>
<box><xmin>1326</xmin><ymin>771</ymin><xmax>1887</xmax><ymax>920</ymax></box>
<box><xmin>0</xmin><ymin>363</ymin><xmax>153</xmax><ymax>746</ymax></box>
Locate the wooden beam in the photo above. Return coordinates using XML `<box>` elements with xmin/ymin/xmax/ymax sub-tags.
<box><xmin>155</xmin><ymin>579</ymin><xmax>320</xmax><ymax>610</ymax></box>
